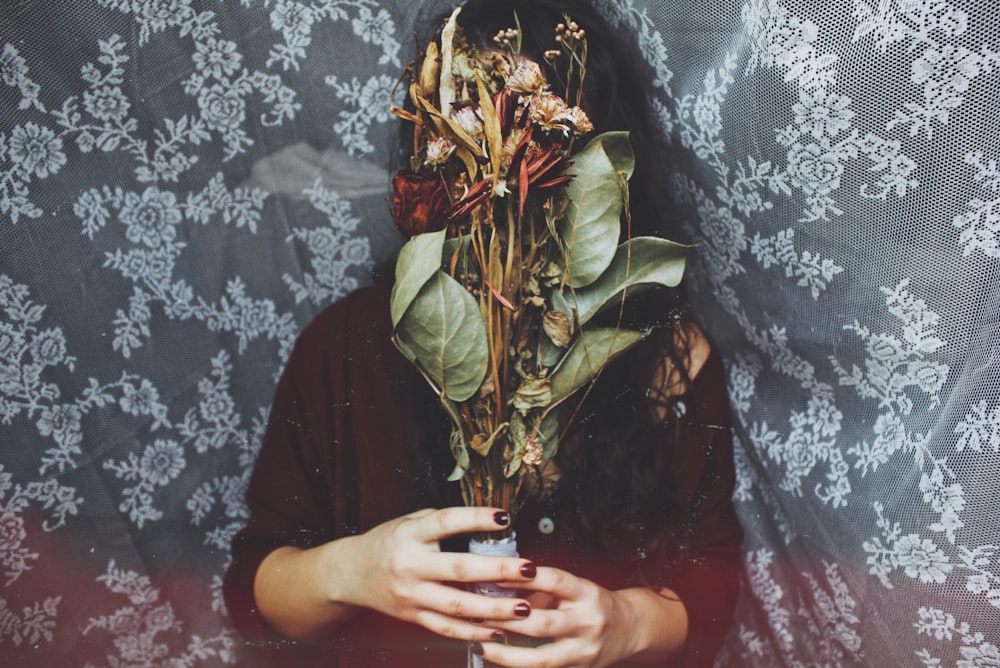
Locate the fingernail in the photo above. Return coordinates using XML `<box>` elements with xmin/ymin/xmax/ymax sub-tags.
<box><xmin>514</xmin><ymin>602</ymin><xmax>531</xmax><ymax>617</ymax></box>
<box><xmin>471</xmin><ymin>642</ymin><xmax>484</xmax><ymax>656</ymax></box>
<box><xmin>493</xmin><ymin>511</ymin><xmax>509</xmax><ymax>526</ymax></box>
<box><xmin>519</xmin><ymin>562</ymin><xmax>536</xmax><ymax>579</ymax></box>
<box><xmin>491</xmin><ymin>630</ymin><xmax>505</xmax><ymax>642</ymax></box>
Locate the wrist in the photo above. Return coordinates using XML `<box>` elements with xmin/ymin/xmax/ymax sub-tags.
<box><xmin>320</xmin><ymin>533</ymin><xmax>364</xmax><ymax>607</ymax></box>
<box><xmin>613</xmin><ymin>587</ymin><xmax>689</xmax><ymax>661</ymax></box>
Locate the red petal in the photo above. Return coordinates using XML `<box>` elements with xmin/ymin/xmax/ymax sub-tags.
<box><xmin>519</xmin><ymin>155</ymin><xmax>529</xmax><ymax>217</ymax></box>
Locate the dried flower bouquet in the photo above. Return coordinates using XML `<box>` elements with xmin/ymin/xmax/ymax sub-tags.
<box><xmin>389</xmin><ymin>7</ymin><xmax>687</xmax><ymax>536</ymax></box>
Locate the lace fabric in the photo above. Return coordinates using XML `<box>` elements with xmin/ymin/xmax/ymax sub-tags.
<box><xmin>1</xmin><ymin>0</ymin><xmax>998</xmax><ymax>665</ymax></box>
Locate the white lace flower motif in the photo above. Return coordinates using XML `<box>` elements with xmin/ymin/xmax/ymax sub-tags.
<box><xmin>83</xmin><ymin>85</ymin><xmax>131</xmax><ymax>123</ymax></box>
<box><xmin>8</xmin><ymin>122</ymin><xmax>67</xmax><ymax>179</ymax></box>
<box><xmin>911</xmin><ymin>44</ymin><xmax>981</xmax><ymax>93</ymax></box>
<box><xmin>28</xmin><ymin>328</ymin><xmax>67</xmax><ymax>368</ymax></box>
<box><xmin>357</xmin><ymin>75</ymin><xmax>394</xmax><ymax>123</ymax></box>
<box><xmin>692</xmin><ymin>96</ymin><xmax>721</xmax><ymax>135</ymax></box>
<box><xmin>193</xmin><ymin>38</ymin><xmax>242</xmax><ymax>80</ymax></box>
<box><xmin>918</xmin><ymin>469</ymin><xmax>965</xmax><ymax>516</ymax></box>
<box><xmin>139</xmin><ymin>439</ymin><xmax>186</xmax><ymax>487</ymax></box>
<box><xmin>36</xmin><ymin>404</ymin><xmax>83</xmax><ymax>441</ymax></box>
<box><xmin>270</xmin><ymin>0</ymin><xmax>314</xmax><ymax>35</ymax></box>
<box><xmin>958</xmin><ymin>641</ymin><xmax>1000</xmax><ymax>668</ymax></box>
<box><xmin>119</xmin><ymin>187</ymin><xmax>182</xmax><ymax>249</ymax></box>
<box><xmin>792</xmin><ymin>87</ymin><xmax>854</xmax><ymax>140</ymax></box>
<box><xmin>893</xmin><ymin>534</ymin><xmax>952</xmax><ymax>584</ymax></box>
<box><xmin>352</xmin><ymin>7</ymin><xmax>395</xmax><ymax>48</ymax></box>
<box><xmin>1</xmin><ymin>43</ymin><xmax>29</xmax><ymax>85</ymax></box>
<box><xmin>199</xmin><ymin>391</ymin><xmax>235</xmax><ymax>424</ymax></box>
<box><xmin>119</xmin><ymin>379</ymin><xmax>161</xmax><ymax>417</ymax></box>
<box><xmin>198</xmin><ymin>83</ymin><xmax>246</xmax><ymax>131</ymax></box>
<box><xmin>0</xmin><ymin>321</ymin><xmax>23</xmax><ymax>360</ymax></box>
<box><xmin>786</xmin><ymin>141</ymin><xmax>843</xmax><ymax>197</ymax></box>
<box><xmin>0</xmin><ymin>510</ymin><xmax>26</xmax><ymax>547</ymax></box>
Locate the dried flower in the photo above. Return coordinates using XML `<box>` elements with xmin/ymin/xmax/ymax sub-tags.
<box><xmin>566</xmin><ymin>106</ymin><xmax>594</xmax><ymax>134</ymax></box>
<box><xmin>452</xmin><ymin>105</ymin><xmax>485</xmax><ymax>140</ymax></box>
<box><xmin>505</xmin><ymin>59</ymin><xmax>548</xmax><ymax>95</ymax></box>
<box><xmin>529</xmin><ymin>94</ymin><xmax>574</xmax><ymax>134</ymax></box>
<box><xmin>424</xmin><ymin>136</ymin><xmax>457</xmax><ymax>167</ymax></box>
<box><xmin>523</xmin><ymin>431</ymin><xmax>544</xmax><ymax>467</ymax></box>
<box><xmin>391</xmin><ymin>170</ymin><xmax>449</xmax><ymax>237</ymax></box>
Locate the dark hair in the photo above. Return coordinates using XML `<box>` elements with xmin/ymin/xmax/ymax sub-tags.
<box><xmin>406</xmin><ymin>0</ymin><xmax>703</xmax><ymax>570</ymax></box>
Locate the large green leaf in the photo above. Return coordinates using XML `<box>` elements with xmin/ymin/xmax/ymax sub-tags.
<box><xmin>391</xmin><ymin>229</ymin><xmax>447</xmax><ymax>327</ymax></box>
<box><xmin>556</xmin><ymin>236</ymin><xmax>688</xmax><ymax>326</ymax></box>
<box><xmin>547</xmin><ymin>327</ymin><xmax>646</xmax><ymax>408</ymax></box>
<box><xmin>559</xmin><ymin>131</ymin><xmax>635</xmax><ymax>288</ymax></box>
<box><xmin>395</xmin><ymin>269</ymin><xmax>488</xmax><ymax>402</ymax></box>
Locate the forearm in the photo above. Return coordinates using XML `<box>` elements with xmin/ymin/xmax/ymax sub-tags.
<box><xmin>614</xmin><ymin>586</ymin><xmax>689</xmax><ymax>662</ymax></box>
<box><xmin>253</xmin><ymin>536</ymin><xmax>364</xmax><ymax>641</ymax></box>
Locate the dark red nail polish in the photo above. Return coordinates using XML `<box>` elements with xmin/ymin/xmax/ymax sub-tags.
<box><xmin>471</xmin><ymin>642</ymin><xmax>484</xmax><ymax>656</ymax></box>
<box><xmin>493</xmin><ymin>511</ymin><xmax>509</xmax><ymax>526</ymax></box>
<box><xmin>514</xmin><ymin>602</ymin><xmax>530</xmax><ymax>617</ymax></box>
<box><xmin>519</xmin><ymin>562</ymin><xmax>536</xmax><ymax>578</ymax></box>
<box><xmin>491</xmin><ymin>631</ymin><xmax>505</xmax><ymax>642</ymax></box>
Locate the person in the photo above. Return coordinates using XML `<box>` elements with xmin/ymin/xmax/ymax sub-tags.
<box><xmin>223</xmin><ymin>1</ymin><xmax>743</xmax><ymax>666</ymax></box>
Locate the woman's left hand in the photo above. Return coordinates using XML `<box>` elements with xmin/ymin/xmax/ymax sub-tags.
<box><xmin>475</xmin><ymin>566</ymin><xmax>687</xmax><ymax>667</ymax></box>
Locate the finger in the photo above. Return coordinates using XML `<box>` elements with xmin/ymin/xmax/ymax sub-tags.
<box><xmin>489</xmin><ymin>608</ymin><xmax>564</xmax><ymax>640</ymax></box>
<box><xmin>410</xmin><ymin>609</ymin><xmax>510</xmax><ymax>644</ymax></box>
<box><xmin>414</xmin><ymin>552</ymin><xmax>538</xmax><ymax>586</ymax></box>
<box><xmin>419</xmin><ymin>586</ymin><xmax>534</xmax><ymax>623</ymax></box>
<box><xmin>409</xmin><ymin>506</ymin><xmax>512</xmax><ymax>543</ymax></box>
<box><xmin>505</xmin><ymin>566</ymin><xmax>585</xmax><ymax>600</ymax></box>
<box><xmin>476</xmin><ymin>637</ymin><xmax>583</xmax><ymax>668</ymax></box>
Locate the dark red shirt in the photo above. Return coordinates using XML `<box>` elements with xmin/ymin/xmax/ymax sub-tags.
<box><xmin>224</xmin><ymin>284</ymin><xmax>743</xmax><ymax>666</ymax></box>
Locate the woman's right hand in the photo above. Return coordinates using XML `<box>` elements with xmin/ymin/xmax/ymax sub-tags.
<box><xmin>254</xmin><ymin>506</ymin><xmax>536</xmax><ymax>642</ymax></box>
<box><xmin>337</xmin><ymin>506</ymin><xmax>536</xmax><ymax>641</ymax></box>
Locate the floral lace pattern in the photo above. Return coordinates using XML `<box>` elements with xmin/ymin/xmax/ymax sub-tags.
<box><xmin>2</xmin><ymin>0</ymin><xmax>999</xmax><ymax>665</ymax></box>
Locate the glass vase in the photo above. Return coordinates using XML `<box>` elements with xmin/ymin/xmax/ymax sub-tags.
<box><xmin>467</xmin><ymin>532</ymin><xmax>518</xmax><ymax>668</ymax></box>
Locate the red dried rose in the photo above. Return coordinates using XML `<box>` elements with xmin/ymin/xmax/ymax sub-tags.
<box><xmin>391</xmin><ymin>170</ymin><xmax>450</xmax><ymax>237</ymax></box>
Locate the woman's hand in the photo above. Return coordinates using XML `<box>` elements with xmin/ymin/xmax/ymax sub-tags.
<box><xmin>473</xmin><ymin>567</ymin><xmax>689</xmax><ymax>667</ymax></box>
<box><xmin>254</xmin><ymin>506</ymin><xmax>538</xmax><ymax>642</ymax></box>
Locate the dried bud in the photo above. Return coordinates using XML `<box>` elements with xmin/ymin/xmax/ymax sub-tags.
<box><xmin>391</xmin><ymin>170</ymin><xmax>450</xmax><ymax>237</ymax></box>
<box><xmin>419</xmin><ymin>41</ymin><xmax>440</xmax><ymax>97</ymax></box>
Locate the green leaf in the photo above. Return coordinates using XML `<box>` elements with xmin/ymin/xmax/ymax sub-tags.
<box><xmin>534</xmin><ymin>410</ymin><xmax>560</xmax><ymax>461</ymax></box>
<box><xmin>513</xmin><ymin>375</ymin><xmax>553</xmax><ymax>414</ymax></box>
<box><xmin>562</xmin><ymin>236</ymin><xmax>688</xmax><ymax>326</ymax></box>
<box><xmin>447</xmin><ymin>427</ymin><xmax>469</xmax><ymax>481</ymax></box>
<box><xmin>559</xmin><ymin>131</ymin><xmax>635</xmax><ymax>288</ymax></box>
<box><xmin>391</xmin><ymin>228</ymin><xmax>447</xmax><ymax>327</ymax></box>
<box><xmin>548</xmin><ymin>327</ymin><xmax>646</xmax><ymax>408</ymax></box>
<box><xmin>395</xmin><ymin>269</ymin><xmax>488</xmax><ymax>402</ymax></box>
